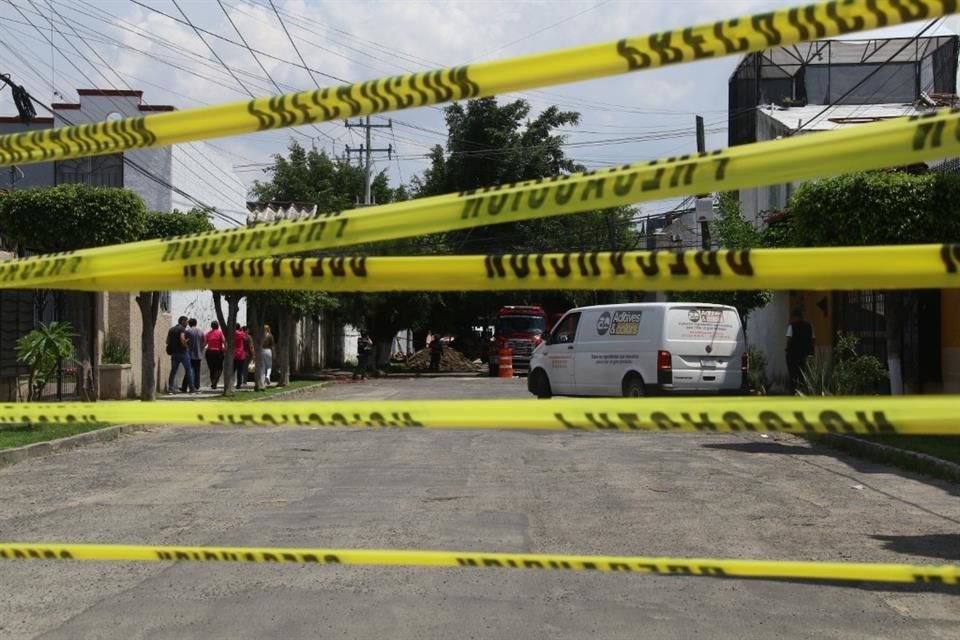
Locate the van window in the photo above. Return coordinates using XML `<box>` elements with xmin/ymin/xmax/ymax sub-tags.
<box><xmin>549</xmin><ymin>313</ymin><xmax>580</xmax><ymax>344</ymax></box>
<box><xmin>667</xmin><ymin>307</ymin><xmax>740</xmax><ymax>341</ymax></box>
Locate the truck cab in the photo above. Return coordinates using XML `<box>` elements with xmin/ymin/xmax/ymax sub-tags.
<box><xmin>488</xmin><ymin>306</ymin><xmax>547</xmax><ymax>376</ymax></box>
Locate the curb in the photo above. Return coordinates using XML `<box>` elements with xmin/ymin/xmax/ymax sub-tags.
<box><xmin>0</xmin><ymin>424</ymin><xmax>151</xmax><ymax>469</ymax></box>
<box><xmin>0</xmin><ymin>381</ymin><xmax>327</xmax><ymax>469</ymax></box>
<box><xmin>818</xmin><ymin>434</ymin><xmax>960</xmax><ymax>484</ymax></box>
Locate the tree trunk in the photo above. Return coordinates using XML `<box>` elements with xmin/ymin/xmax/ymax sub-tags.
<box><xmin>279</xmin><ymin>313</ymin><xmax>294</xmax><ymax>387</ymax></box>
<box><xmin>413</xmin><ymin>328</ymin><xmax>429</xmax><ymax>352</ymax></box>
<box><xmin>248</xmin><ymin>299</ymin><xmax>263</xmax><ymax>392</ymax></box>
<box><xmin>213</xmin><ymin>292</ymin><xmax>241</xmax><ymax>396</ymax></box>
<box><xmin>885</xmin><ymin>291</ymin><xmax>904</xmax><ymax>395</ymax></box>
<box><xmin>135</xmin><ymin>291</ymin><xmax>161</xmax><ymax>401</ymax></box>
<box><xmin>375</xmin><ymin>338</ymin><xmax>392</xmax><ymax>370</ymax></box>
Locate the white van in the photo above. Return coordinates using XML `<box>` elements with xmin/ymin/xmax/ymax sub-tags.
<box><xmin>527</xmin><ymin>303</ymin><xmax>747</xmax><ymax>398</ymax></box>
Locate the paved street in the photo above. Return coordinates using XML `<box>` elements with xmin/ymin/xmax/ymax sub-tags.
<box><xmin>0</xmin><ymin>377</ymin><xmax>958</xmax><ymax>639</ymax></box>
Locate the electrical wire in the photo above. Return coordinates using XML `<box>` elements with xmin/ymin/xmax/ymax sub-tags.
<box><xmin>215</xmin><ymin>0</ymin><xmax>336</xmax><ymax>144</ymax></box>
<box><xmin>5</xmin><ymin>0</ymin><xmax>246</xmax><ymax>224</ymax></box>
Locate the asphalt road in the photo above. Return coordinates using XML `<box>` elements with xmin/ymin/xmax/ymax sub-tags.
<box><xmin>1</xmin><ymin>377</ymin><xmax>958</xmax><ymax>639</ymax></box>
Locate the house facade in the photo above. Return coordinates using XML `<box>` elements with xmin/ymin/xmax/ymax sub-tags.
<box><xmin>0</xmin><ymin>89</ymin><xmax>246</xmax><ymax>398</ymax></box>
<box><xmin>728</xmin><ymin>36</ymin><xmax>960</xmax><ymax>392</ymax></box>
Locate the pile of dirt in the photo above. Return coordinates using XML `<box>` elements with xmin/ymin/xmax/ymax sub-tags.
<box><xmin>405</xmin><ymin>345</ymin><xmax>480</xmax><ymax>372</ymax></box>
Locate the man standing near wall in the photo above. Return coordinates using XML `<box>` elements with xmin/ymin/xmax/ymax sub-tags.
<box><xmin>180</xmin><ymin>318</ymin><xmax>204</xmax><ymax>393</ymax></box>
<box><xmin>786</xmin><ymin>309</ymin><xmax>815</xmax><ymax>393</ymax></box>
<box><xmin>166</xmin><ymin>315</ymin><xmax>193</xmax><ymax>394</ymax></box>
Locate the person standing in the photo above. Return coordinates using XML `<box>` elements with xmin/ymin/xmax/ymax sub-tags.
<box><xmin>205</xmin><ymin>320</ymin><xmax>224</xmax><ymax>389</ymax></box>
<box><xmin>353</xmin><ymin>331</ymin><xmax>372</xmax><ymax>380</ymax></box>
<box><xmin>430</xmin><ymin>334</ymin><xmax>443</xmax><ymax>373</ymax></box>
<box><xmin>234</xmin><ymin>324</ymin><xmax>248</xmax><ymax>388</ymax></box>
<box><xmin>242</xmin><ymin>326</ymin><xmax>255</xmax><ymax>387</ymax></box>
<box><xmin>259</xmin><ymin>324</ymin><xmax>275</xmax><ymax>387</ymax></box>
<box><xmin>166</xmin><ymin>315</ymin><xmax>192</xmax><ymax>394</ymax></box>
<box><xmin>180</xmin><ymin>318</ymin><xmax>204</xmax><ymax>393</ymax></box>
<box><xmin>786</xmin><ymin>309</ymin><xmax>815</xmax><ymax>393</ymax></box>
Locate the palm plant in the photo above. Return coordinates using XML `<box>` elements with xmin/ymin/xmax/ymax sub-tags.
<box><xmin>15</xmin><ymin>322</ymin><xmax>75</xmax><ymax>402</ymax></box>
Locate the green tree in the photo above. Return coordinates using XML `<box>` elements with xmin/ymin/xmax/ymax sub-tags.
<box><xmin>247</xmin><ymin>290</ymin><xmax>338</xmax><ymax>388</ymax></box>
<box><xmin>212</xmin><ymin>290</ymin><xmax>244</xmax><ymax>396</ymax></box>
<box><xmin>251</xmin><ymin>143</ymin><xmax>395</xmax><ymax>208</ymax></box>
<box><xmin>786</xmin><ymin>171</ymin><xmax>960</xmax><ymax>394</ymax></box>
<box><xmin>137</xmin><ymin>210</ymin><xmax>215</xmax><ymax>400</ymax></box>
<box><xmin>16</xmin><ymin>321</ymin><xmax>75</xmax><ymax>402</ymax></box>
<box><xmin>413</xmin><ymin>97</ymin><xmax>641</xmax><ymax>331</ymax></box>
<box><xmin>0</xmin><ymin>185</ymin><xmax>147</xmax><ymax>400</ymax></box>
<box><xmin>249</xmin><ymin>142</ymin><xmax>421</xmax><ymax>366</ymax></box>
<box><xmin>0</xmin><ymin>184</ymin><xmax>146</xmax><ymax>252</ymax></box>
<box><xmin>669</xmin><ymin>194</ymin><xmax>772</xmax><ymax>329</ymax></box>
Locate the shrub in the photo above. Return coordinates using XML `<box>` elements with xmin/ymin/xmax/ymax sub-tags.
<box><xmin>746</xmin><ymin>345</ymin><xmax>768</xmax><ymax>394</ymax></box>
<box><xmin>16</xmin><ymin>322</ymin><xmax>76</xmax><ymax>402</ymax></box>
<box><xmin>102</xmin><ymin>333</ymin><xmax>130</xmax><ymax>365</ymax></box>
<box><xmin>797</xmin><ymin>333</ymin><xmax>887</xmax><ymax>396</ymax></box>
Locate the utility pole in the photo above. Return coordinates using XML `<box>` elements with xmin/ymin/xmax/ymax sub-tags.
<box><xmin>344</xmin><ymin>116</ymin><xmax>393</xmax><ymax>205</ymax></box>
<box><xmin>695</xmin><ymin>115</ymin><xmax>712</xmax><ymax>250</ymax></box>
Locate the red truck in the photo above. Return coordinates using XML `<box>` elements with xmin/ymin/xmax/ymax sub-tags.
<box><xmin>488</xmin><ymin>305</ymin><xmax>547</xmax><ymax>377</ymax></box>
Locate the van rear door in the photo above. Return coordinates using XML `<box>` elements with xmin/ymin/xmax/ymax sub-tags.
<box><xmin>664</xmin><ymin>306</ymin><xmax>743</xmax><ymax>391</ymax></box>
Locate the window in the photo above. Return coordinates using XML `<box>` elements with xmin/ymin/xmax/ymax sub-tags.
<box><xmin>496</xmin><ymin>315</ymin><xmax>545</xmax><ymax>335</ymax></box>
<box><xmin>549</xmin><ymin>313</ymin><xmax>580</xmax><ymax>345</ymax></box>
<box><xmin>55</xmin><ymin>153</ymin><xmax>123</xmax><ymax>188</ymax></box>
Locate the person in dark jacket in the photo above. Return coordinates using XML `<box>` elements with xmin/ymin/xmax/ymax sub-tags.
<box><xmin>430</xmin><ymin>335</ymin><xmax>443</xmax><ymax>373</ymax></box>
<box><xmin>786</xmin><ymin>309</ymin><xmax>815</xmax><ymax>393</ymax></box>
<box><xmin>353</xmin><ymin>331</ymin><xmax>372</xmax><ymax>380</ymax></box>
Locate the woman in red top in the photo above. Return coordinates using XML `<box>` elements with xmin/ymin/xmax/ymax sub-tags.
<box><xmin>204</xmin><ymin>321</ymin><xmax>225</xmax><ymax>389</ymax></box>
<box><xmin>233</xmin><ymin>323</ymin><xmax>248</xmax><ymax>388</ymax></box>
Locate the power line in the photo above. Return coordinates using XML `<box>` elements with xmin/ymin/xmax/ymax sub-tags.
<box><xmin>0</xmin><ymin>11</ymin><xmax>263</xmax><ymax>168</ymax></box>
<box><xmin>267</xmin><ymin>0</ymin><xmax>325</xmax><ymax>90</ymax></box>
<box><xmin>471</xmin><ymin>0</ymin><xmax>613</xmax><ymax>61</ymax></box>
<box><xmin>214</xmin><ymin>0</ymin><xmax>335</xmax><ymax>144</ymax></box>
<box><xmin>171</xmin><ymin>0</ymin><xmax>256</xmax><ymax>99</ymax></box>
<box><xmin>5</xmin><ymin>1</ymin><xmax>246</xmax><ymax>224</ymax></box>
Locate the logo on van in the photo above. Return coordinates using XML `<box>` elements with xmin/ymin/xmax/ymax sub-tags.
<box><xmin>596</xmin><ymin>312</ymin><xmax>611</xmax><ymax>336</ymax></box>
<box><xmin>688</xmin><ymin>310</ymin><xmax>701</xmax><ymax>323</ymax></box>
<box><xmin>610</xmin><ymin>310</ymin><xmax>642</xmax><ymax>336</ymax></box>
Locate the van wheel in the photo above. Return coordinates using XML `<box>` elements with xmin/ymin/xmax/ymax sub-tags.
<box><xmin>622</xmin><ymin>374</ymin><xmax>645</xmax><ymax>398</ymax></box>
<box><xmin>530</xmin><ymin>369</ymin><xmax>552</xmax><ymax>399</ymax></box>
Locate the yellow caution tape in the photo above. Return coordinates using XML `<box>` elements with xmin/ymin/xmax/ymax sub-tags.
<box><xmin>1</xmin><ymin>543</ymin><xmax>956</xmax><ymax>585</ymax></box>
<box><xmin>4</xmin><ymin>109</ymin><xmax>960</xmax><ymax>290</ymax></box>
<box><xmin>50</xmin><ymin>244</ymin><xmax>960</xmax><ymax>293</ymax></box>
<box><xmin>0</xmin><ymin>0</ymin><xmax>950</xmax><ymax>167</ymax></box>
<box><xmin>4</xmin><ymin>396</ymin><xmax>958</xmax><ymax>435</ymax></box>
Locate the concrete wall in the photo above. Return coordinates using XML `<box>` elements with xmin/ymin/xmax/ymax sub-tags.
<box><xmin>0</xmin><ymin>118</ymin><xmax>55</xmax><ymax>189</ymax></box>
<box><xmin>104</xmin><ymin>292</ymin><xmax>173</xmax><ymax>396</ymax></box>
<box><xmin>168</xmin><ymin>142</ymin><xmax>248</xmax><ymax>334</ymax></box>
<box><xmin>746</xmin><ymin>292</ymin><xmax>790</xmax><ymax>386</ymax></box>
<box><xmin>739</xmin><ymin>113</ymin><xmax>797</xmax><ymax>227</ymax></box>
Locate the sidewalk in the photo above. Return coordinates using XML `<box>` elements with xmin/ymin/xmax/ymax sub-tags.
<box><xmin>157</xmin><ymin>380</ymin><xmax>326</xmax><ymax>401</ymax></box>
<box><xmin>299</xmin><ymin>368</ymin><xmax>487</xmax><ymax>381</ymax></box>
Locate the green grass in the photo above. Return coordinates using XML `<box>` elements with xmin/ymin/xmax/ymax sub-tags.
<box><xmin>0</xmin><ymin>423</ymin><xmax>110</xmax><ymax>451</ymax></box>
<box><xmin>862</xmin><ymin>436</ymin><xmax>960</xmax><ymax>466</ymax></box>
<box><xmin>217</xmin><ymin>380</ymin><xmax>325</xmax><ymax>401</ymax></box>
<box><xmin>0</xmin><ymin>382</ymin><xmax>326</xmax><ymax>452</ymax></box>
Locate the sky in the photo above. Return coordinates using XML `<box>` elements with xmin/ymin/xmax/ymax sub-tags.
<box><xmin>0</xmin><ymin>0</ymin><xmax>954</xmax><ymax>223</ymax></box>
